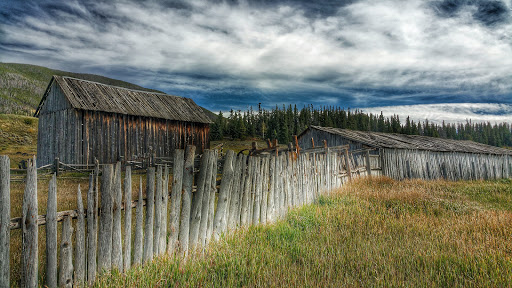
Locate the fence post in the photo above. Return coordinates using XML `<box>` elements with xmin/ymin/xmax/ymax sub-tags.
<box><xmin>168</xmin><ymin>149</ymin><xmax>184</xmax><ymax>255</ymax></box>
<box><xmin>143</xmin><ymin>167</ymin><xmax>155</xmax><ymax>262</ymax></box>
<box><xmin>112</xmin><ymin>162</ymin><xmax>123</xmax><ymax>271</ymax></box>
<box><xmin>75</xmin><ymin>185</ymin><xmax>86</xmax><ymax>284</ymax></box>
<box><xmin>227</xmin><ymin>154</ymin><xmax>242</xmax><ymax>230</ymax></box>
<box><xmin>153</xmin><ymin>165</ymin><xmax>162</xmax><ymax>256</ymax></box>
<box><xmin>98</xmin><ymin>164</ymin><xmax>113</xmax><ymax>272</ymax></box>
<box><xmin>199</xmin><ymin>151</ymin><xmax>215</xmax><ymax>246</ymax></box>
<box><xmin>0</xmin><ymin>156</ymin><xmax>8</xmax><ymax>287</ymax></box>
<box><xmin>213</xmin><ymin>150</ymin><xmax>235</xmax><ymax>239</ymax></box>
<box><xmin>54</xmin><ymin>157</ymin><xmax>60</xmax><ymax>176</ymax></box>
<box><xmin>240</xmin><ymin>156</ymin><xmax>253</xmax><ymax>226</ymax></box>
<box><xmin>86</xmin><ymin>173</ymin><xmax>97</xmax><ymax>285</ymax></box>
<box><xmin>59</xmin><ymin>216</ymin><xmax>73</xmax><ymax>288</ymax></box>
<box><xmin>133</xmin><ymin>178</ymin><xmax>144</xmax><ymax>265</ymax></box>
<box><xmin>179</xmin><ymin>145</ymin><xmax>196</xmax><ymax>256</ymax></box>
<box><xmin>44</xmin><ymin>174</ymin><xmax>58</xmax><ymax>287</ymax></box>
<box><xmin>123</xmin><ymin>166</ymin><xmax>132</xmax><ymax>271</ymax></box>
<box><xmin>22</xmin><ymin>156</ymin><xmax>38</xmax><ymax>288</ymax></box>
<box><xmin>189</xmin><ymin>150</ymin><xmax>210</xmax><ymax>251</ymax></box>
<box><xmin>206</xmin><ymin>151</ymin><xmax>218</xmax><ymax>245</ymax></box>
<box><xmin>160</xmin><ymin>165</ymin><xmax>169</xmax><ymax>253</ymax></box>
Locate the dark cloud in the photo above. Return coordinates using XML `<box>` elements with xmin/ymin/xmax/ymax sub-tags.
<box><xmin>434</xmin><ymin>0</ymin><xmax>510</xmax><ymax>26</ymax></box>
<box><xmin>0</xmin><ymin>0</ymin><xmax>511</xmax><ymax>117</ymax></box>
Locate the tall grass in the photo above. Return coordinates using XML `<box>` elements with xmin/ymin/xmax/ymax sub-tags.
<box><xmin>94</xmin><ymin>177</ymin><xmax>512</xmax><ymax>287</ymax></box>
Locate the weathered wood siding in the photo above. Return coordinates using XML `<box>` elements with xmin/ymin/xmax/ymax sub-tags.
<box><xmin>381</xmin><ymin>148</ymin><xmax>512</xmax><ymax>181</ymax></box>
<box><xmin>298</xmin><ymin>129</ymin><xmax>376</xmax><ymax>153</ymax></box>
<box><xmin>37</xmin><ymin>85</ymin><xmax>209</xmax><ymax>167</ymax></box>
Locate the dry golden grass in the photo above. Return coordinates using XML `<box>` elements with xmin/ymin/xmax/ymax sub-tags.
<box><xmin>92</xmin><ymin>177</ymin><xmax>512</xmax><ymax>287</ymax></box>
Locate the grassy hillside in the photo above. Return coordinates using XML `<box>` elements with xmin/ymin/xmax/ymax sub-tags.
<box><xmin>94</xmin><ymin>177</ymin><xmax>512</xmax><ymax>287</ymax></box>
<box><xmin>0</xmin><ymin>114</ymin><xmax>38</xmax><ymax>167</ymax></box>
<box><xmin>0</xmin><ymin>63</ymin><xmax>217</xmax><ymax>122</ymax></box>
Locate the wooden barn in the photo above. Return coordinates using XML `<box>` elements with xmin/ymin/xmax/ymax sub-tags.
<box><xmin>299</xmin><ymin>126</ymin><xmax>512</xmax><ymax>181</ymax></box>
<box><xmin>34</xmin><ymin>75</ymin><xmax>211</xmax><ymax>167</ymax></box>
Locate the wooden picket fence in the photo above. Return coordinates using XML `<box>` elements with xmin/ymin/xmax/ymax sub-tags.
<box><xmin>0</xmin><ymin>145</ymin><xmax>376</xmax><ymax>287</ymax></box>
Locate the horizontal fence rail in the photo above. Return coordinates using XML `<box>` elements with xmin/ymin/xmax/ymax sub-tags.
<box><xmin>0</xmin><ymin>145</ymin><xmax>377</xmax><ymax>287</ymax></box>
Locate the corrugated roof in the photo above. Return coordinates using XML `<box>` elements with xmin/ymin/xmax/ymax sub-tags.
<box><xmin>35</xmin><ymin>75</ymin><xmax>212</xmax><ymax>123</ymax></box>
<box><xmin>305</xmin><ymin>126</ymin><xmax>512</xmax><ymax>155</ymax></box>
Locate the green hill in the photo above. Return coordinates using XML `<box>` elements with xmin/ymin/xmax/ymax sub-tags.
<box><xmin>0</xmin><ymin>62</ymin><xmax>217</xmax><ymax>121</ymax></box>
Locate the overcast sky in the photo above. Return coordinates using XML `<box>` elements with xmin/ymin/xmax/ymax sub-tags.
<box><xmin>1</xmin><ymin>0</ymin><xmax>512</xmax><ymax>123</ymax></box>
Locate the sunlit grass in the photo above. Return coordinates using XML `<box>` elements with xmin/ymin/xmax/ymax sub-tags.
<box><xmin>94</xmin><ymin>177</ymin><xmax>512</xmax><ymax>287</ymax></box>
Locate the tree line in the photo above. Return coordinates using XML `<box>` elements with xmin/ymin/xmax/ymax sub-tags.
<box><xmin>210</xmin><ymin>105</ymin><xmax>512</xmax><ymax>148</ymax></box>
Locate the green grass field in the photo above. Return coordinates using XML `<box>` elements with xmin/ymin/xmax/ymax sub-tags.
<box><xmin>93</xmin><ymin>177</ymin><xmax>512</xmax><ymax>287</ymax></box>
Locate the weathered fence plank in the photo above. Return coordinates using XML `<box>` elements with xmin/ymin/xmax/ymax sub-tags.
<box><xmin>86</xmin><ymin>173</ymin><xmax>97</xmax><ymax>284</ymax></box>
<box><xmin>168</xmin><ymin>149</ymin><xmax>184</xmax><ymax>255</ymax></box>
<box><xmin>45</xmin><ymin>174</ymin><xmax>57</xmax><ymax>288</ymax></box>
<box><xmin>59</xmin><ymin>216</ymin><xmax>73</xmax><ymax>288</ymax></box>
<box><xmin>133</xmin><ymin>178</ymin><xmax>144</xmax><ymax>265</ymax></box>
<box><xmin>112</xmin><ymin>162</ymin><xmax>123</xmax><ymax>271</ymax></box>
<box><xmin>227</xmin><ymin>154</ymin><xmax>242</xmax><ymax>229</ymax></box>
<box><xmin>143</xmin><ymin>167</ymin><xmax>155</xmax><ymax>262</ymax></box>
<box><xmin>153</xmin><ymin>165</ymin><xmax>162</xmax><ymax>256</ymax></box>
<box><xmin>189</xmin><ymin>150</ymin><xmax>210</xmax><ymax>251</ymax></box>
<box><xmin>206</xmin><ymin>151</ymin><xmax>218</xmax><ymax>245</ymax></box>
<box><xmin>75</xmin><ymin>185</ymin><xmax>86</xmax><ymax>284</ymax></box>
<box><xmin>199</xmin><ymin>151</ymin><xmax>215</xmax><ymax>246</ymax></box>
<box><xmin>179</xmin><ymin>145</ymin><xmax>196</xmax><ymax>256</ymax></box>
<box><xmin>213</xmin><ymin>150</ymin><xmax>235</xmax><ymax>239</ymax></box>
<box><xmin>98</xmin><ymin>164</ymin><xmax>113</xmax><ymax>272</ymax></box>
<box><xmin>240</xmin><ymin>155</ymin><xmax>253</xmax><ymax>226</ymax></box>
<box><xmin>123</xmin><ymin>166</ymin><xmax>132</xmax><ymax>271</ymax></box>
<box><xmin>0</xmin><ymin>156</ymin><xmax>9</xmax><ymax>287</ymax></box>
<box><xmin>22</xmin><ymin>157</ymin><xmax>38</xmax><ymax>288</ymax></box>
<box><xmin>160</xmin><ymin>165</ymin><xmax>169</xmax><ymax>253</ymax></box>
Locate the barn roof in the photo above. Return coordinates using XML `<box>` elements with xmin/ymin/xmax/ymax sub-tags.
<box><xmin>302</xmin><ymin>126</ymin><xmax>512</xmax><ymax>155</ymax></box>
<box><xmin>34</xmin><ymin>75</ymin><xmax>212</xmax><ymax>123</ymax></box>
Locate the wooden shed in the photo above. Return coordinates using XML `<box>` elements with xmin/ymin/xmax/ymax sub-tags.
<box><xmin>299</xmin><ymin>126</ymin><xmax>512</xmax><ymax>181</ymax></box>
<box><xmin>34</xmin><ymin>75</ymin><xmax>212</xmax><ymax>167</ymax></box>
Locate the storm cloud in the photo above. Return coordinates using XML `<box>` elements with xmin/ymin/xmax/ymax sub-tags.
<box><xmin>1</xmin><ymin>0</ymin><xmax>511</xmax><ymax>119</ymax></box>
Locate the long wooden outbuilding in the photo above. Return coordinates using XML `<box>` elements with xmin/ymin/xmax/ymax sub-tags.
<box><xmin>34</xmin><ymin>75</ymin><xmax>211</xmax><ymax>167</ymax></box>
<box><xmin>299</xmin><ymin>126</ymin><xmax>512</xmax><ymax>181</ymax></box>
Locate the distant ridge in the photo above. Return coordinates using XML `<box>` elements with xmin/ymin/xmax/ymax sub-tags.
<box><xmin>0</xmin><ymin>62</ymin><xmax>217</xmax><ymax>121</ymax></box>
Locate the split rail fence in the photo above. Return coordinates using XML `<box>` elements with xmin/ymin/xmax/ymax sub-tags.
<box><xmin>0</xmin><ymin>145</ymin><xmax>376</xmax><ymax>287</ymax></box>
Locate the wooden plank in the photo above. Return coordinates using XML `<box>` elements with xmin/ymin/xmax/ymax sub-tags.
<box><xmin>22</xmin><ymin>157</ymin><xmax>38</xmax><ymax>288</ymax></box>
<box><xmin>240</xmin><ymin>156</ymin><xmax>253</xmax><ymax>226</ymax></box>
<box><xmin>344</xmin><ymin>149</ymin><xmax>352</xmax><ymax>181</ymax></box>
<box><xmin>153</xmin><ymin>165</ymin><xmax>162</xmax><ymax>256</ymax></box>
<box><xmin>179</xmin><ymin>145</ymin><xmax>196</xmax><ymax>256</ymax></box>
<box><xmin>0</xmin><ymin>157</ymin><xmax>8</xmax><ymax>286</ymax></box>
<box><xmin>189</xmin><ymin>150</ymin><xmax>210</xmax><ymax>251</ymax></box>
<box><xmin>133</xmin><ymin>178</ymin><xmax>144</xmax><ymax>265</ymax></box>
<box><xmin>227</xmin><ymin>154</ymin><xmax>243</xmax><ymax>229</ymax></box>
<box><xmin>160</xmin><ymin>165</ymin><xmax>169</xmax><ymax>253</ymax></box>
<box><xmin>213</xmin><ymin>150</ymin><xmax>235</xmax><ymax>239</ymax></box>
<box><xmin>199</xmin><ymin>151</ymin><xmax>215</xmax><ymax>246</ymax></box>
<box><xmin>86</xmin><ymin>173</ymin><xmax>97</xmax><ymax>285</ymax></box>
<box><xmin>267</xmin><ymin>155</ymin><xmax>276</xmax><ymax>223</ymax></box>
<box><xmin>206</xmin><ymin>151</ymin><xmax>218</xmax><ymax>245</ymax></box>
<box><xmin>124</xmin><ymin>166</ymin><xmax>132</xmax><ymax>271</ymax></box>
<box><xmin>98</xmin><ymin>164</ymin><xmax>113</xmax><ymax>272</ymax></box>
<box><xmin>112</xmin><ymin>162</ymin><xmax>123</xmax><ymax>271</ymax></box>
<box><xmin>143</xmin><ymin>167</ymin><xmax>155</xmax><ymax>262</ymax></box>
<box><xmin>45</xmin><ymin>174</ymin><xmax>57</xmax><ymax>287</ymax></box>
<box><xmin>168</xmin><ymin>149</ymin><xmax>184</xmax><ymax>255</ymax></box>
<box><xmin>75</xmin><ymin>185</ymin><xmax>86</xmax><ymax>284</ymax></box>
<box><xmin>59</xmin><ymin>216</ymin><xmax>73</xmax><ymax>288</ymax></box>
